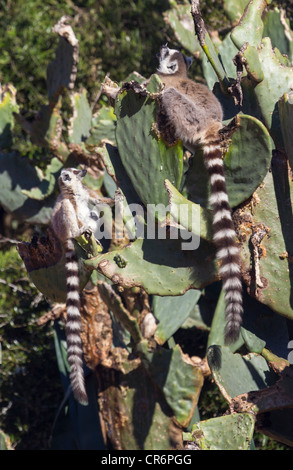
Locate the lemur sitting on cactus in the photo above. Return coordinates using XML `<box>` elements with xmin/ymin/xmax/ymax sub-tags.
<box><xmin>101</xmin><ymin>45</ymin><xmax>243</xmax><ymax>344</ymax></box>
<box><xmin>51</xmin><ymin>168</ymin><xmax>115</xmax><ymax>405</ymax></box>
<box><xmin>156</xmin><ymin>45</ymin><xmax>243</xmax><ymax>344</ymax></box>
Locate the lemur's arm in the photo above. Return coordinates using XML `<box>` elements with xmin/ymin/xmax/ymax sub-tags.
<box><xmin>89</xmin><ymin>190</ymin><xmax>123</xmax><ymax>207</ymax></box>
<box><xmin>89</xmin><ymin>195</ymin><xmax>115</xmax><ymax>207</ymax></box>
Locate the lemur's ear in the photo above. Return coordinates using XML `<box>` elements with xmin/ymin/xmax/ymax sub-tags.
<box><xmin>184</xmin><ymin>55</ymin><xmax>193</xmax><ymax>70</ymax></box>
<box><xmin>157</xmin><ymin>43</ymin><xmax>170</xmax><ymax>59</ymax></box>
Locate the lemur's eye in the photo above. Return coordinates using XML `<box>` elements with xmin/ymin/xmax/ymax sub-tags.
<box><xmin>168</xmin><ymin>64</ymin><xmax>176</xmax><ymax>71</ymax></box>
<box><xmin>63</xmin><ymin>174</ymin><xmax>71</xmax><ymax>181</ymax></box>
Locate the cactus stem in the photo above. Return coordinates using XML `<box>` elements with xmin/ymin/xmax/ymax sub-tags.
<box><xmin>190</xmin><ymin>0</ymin><xmax>230</xmax><ymax>92</ymax></box>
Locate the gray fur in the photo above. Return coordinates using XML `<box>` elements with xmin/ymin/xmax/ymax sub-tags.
<box><xmin>51</xmin><ymin>168</ymin><xmax>103</xmax><ymax>405</ymax></box>
<box><xmin>157</xmin><ymin>45</ymin><xmax>243</xmax><ymax>343</ymax></box>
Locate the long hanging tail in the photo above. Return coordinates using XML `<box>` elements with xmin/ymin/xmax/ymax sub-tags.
<box><xmin>202</xmin><ymin>132</ymin><xmax>243</xmax><ymax>344</ymax></box>
<box><xmin>65</xmin><ymin>239</ymin><xmax>88</xmax><ymax>405</ymax></box>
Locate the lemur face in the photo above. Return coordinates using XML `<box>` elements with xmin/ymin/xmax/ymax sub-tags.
<box><xmin>59</xmin><ymin>168</ymin><xmax>87</xmax><ymax>187</ymax></box>
<box><xmin>157</xmin><ymin>45</ymin><xmax>180</xmax><ymax>74</ymax></box>
<box><xmin>157</xmin><ymin>45</ymin><xmax>193</xmax><ymax>75</ymax></box>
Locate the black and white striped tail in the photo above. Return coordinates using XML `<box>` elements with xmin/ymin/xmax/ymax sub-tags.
<box><xmin>65</xmin><ymin>240</ymin><xmax>88</xmax><ymax>405</ymax></box>
<box><xmin>203</xmin><ymin>136</ymin><xmax>243</xmax><ymax>344</ymax></box>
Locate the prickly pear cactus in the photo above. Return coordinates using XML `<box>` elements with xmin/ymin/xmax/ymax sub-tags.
<box><xmin>2</xmin><ymin>2</ymin><xmax>293</xmax><ymax>450</ymax></box>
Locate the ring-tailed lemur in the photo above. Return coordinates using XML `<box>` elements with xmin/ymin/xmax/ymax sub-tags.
<box><xmin>51</xmin><ymin>168</ymin><xmax>113</xmax><ymax>405</ymax></box>
<box><xmin>156</xmin><ymin>45</ymin><xmax>243</xmax><ymax>343</ymax></box>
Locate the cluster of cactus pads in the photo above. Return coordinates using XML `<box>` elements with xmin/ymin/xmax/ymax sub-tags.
<box><xmin>1</xmin><ymin>0</ymin><xmax>293</xmax><ymax>449</ymax></box>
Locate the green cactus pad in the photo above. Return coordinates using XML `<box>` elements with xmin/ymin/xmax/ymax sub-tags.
<box><xmin>241</xmin><ymin>293</ymin><xmax>289</xmax><ymax>357</ymax></box>
<box><xmin>152</xmin><ymin>289</ymin><xmax>202</xmax><ymax>345</ymax></box>
<box><xmin>241</xmin><ymin>44</ymin><xmax>264</xmax><ymax>82</ymax></box>
<box><xmin>17</xmin><ymin>231</ymin><xmax>93</xmax><ymax>303</ymax></box>
<box><xmin>184</xmin><ymin>413</ymin><xmax>255</xmax><ymax>450</ymax></box>
<box><xmin>96</xmin><ymin>348</ymin><xmax>182</xmax><ymax>450</ymax></box>
<box><xmin>278</xmin><ymin>92</ymin><xmax>293</xmax><ymax>171</ymax></box>
<box><xmin>164</xmin><ymin>179</ymin><xmax>213</xmax><ymax>241</ymax></box>
<box><xmin>185</xmin><ymin>114</ymin><xmax>272</xmax><ymax>209</ymax></box>
<box><xmin>224</xmin><ymin>114</ymin><xmax>272</xmax><ymax>206</ymax></box>
<box><xmin>86</xmin><ymin>237</ymin><xmax>217</xmax><ymax>296</ymax></box>
<box><xmin>68</xmin><ymin>88</ymin><xmax>92</xmax><ymax>145</ymax></box>
<box><xmin>138</xmin><ymin>340</ymin><xmax>204</xmax><ymax>427</ymax></box>
<box><xmin>86</xmin><ymin>106</ymin><xmax>117</xmax><ymax>147</ymax></box>
<box><xmin>263</xmin><ymin>7</ymin><xmax>293</xmax><ymax>63</ymax></box>
<box><xmin>207</xmin><ymin>345</ymin><xmax>293</xmax><ymax>448</ymax></box>
<box><xmin>114</xmin><ymin>76</ymin><xmax>184</xmax><ymax>221</ymax></box>
<box><xmin>163</xmin><ymin>3</ymin><xmax>202</xmax><ymax>56</ymax></box>
<box><xmin>241</xmin><ymin>328</ymin><xmax>266</xmax><ymax>353</ymax></box>
<box><xmin>230</xmin><ymin>0</ymin><xmax>270</xmax><ymax>49</ymax></box>
<box><xmin>22</xmin><ymin>157</ymin><xmax>62</xmax><ymax>201</ymax></box>
<box><xmin>251</xmin><ymin>37</ymin><xmax>293</xmax><ymax>145</ymax></box>
<box><xmin>207</xmin><ymin>345</ymin><xmax>277</xmax><ymax>401</ymax></box>
<box><xmin>239</xmin><ymin>165</ymin><xmax>293</xmax><ymax>320</ymax></box>
<box><xmin>29</xmin><ymin>254</ymin><xmax>76</xmax><ymax>303</ymax></box>
<box><xmin>202</xmin><ymin>33</ymin><xmax>239</xmax><ymax>90</ymax></box>
<box><xmin>208</xmin><ymin>286</ymin><xmax>287</xmax><ymax>355</ymax></box>
<box><xmin>0</xmin><ymin>152</ymin><xmax>54</xmax><ymax>224</ymax></box>
<box><xmin>223</xmin><ymin>0</ymin><xmax>250</xmax><ymax>23</ymax></box>
<box><xmin>195</xmin><ymin>25</ymin><xmax>230</xmax><ymax>91</ymax></box>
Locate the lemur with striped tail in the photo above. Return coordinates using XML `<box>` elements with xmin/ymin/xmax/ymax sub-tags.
<box><xmin>156</xmin><ymin>45</ymin><xmax>243</xmax><ymax>343</ymax></box>
<box><xmin>51</xmin><ymin>168</ymin><xmax>114</xmax><ymax>405</ymax></box>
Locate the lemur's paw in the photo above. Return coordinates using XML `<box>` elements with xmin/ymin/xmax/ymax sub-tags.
<box><xmin>82</xmin><ymin>228</ymin><xmax>93</xmax><ymax>240</ymax></box>
<box><xmin>114</xmin><ymin>189</ymin><xmax>124</xmax><ymax>203</ymax></box>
